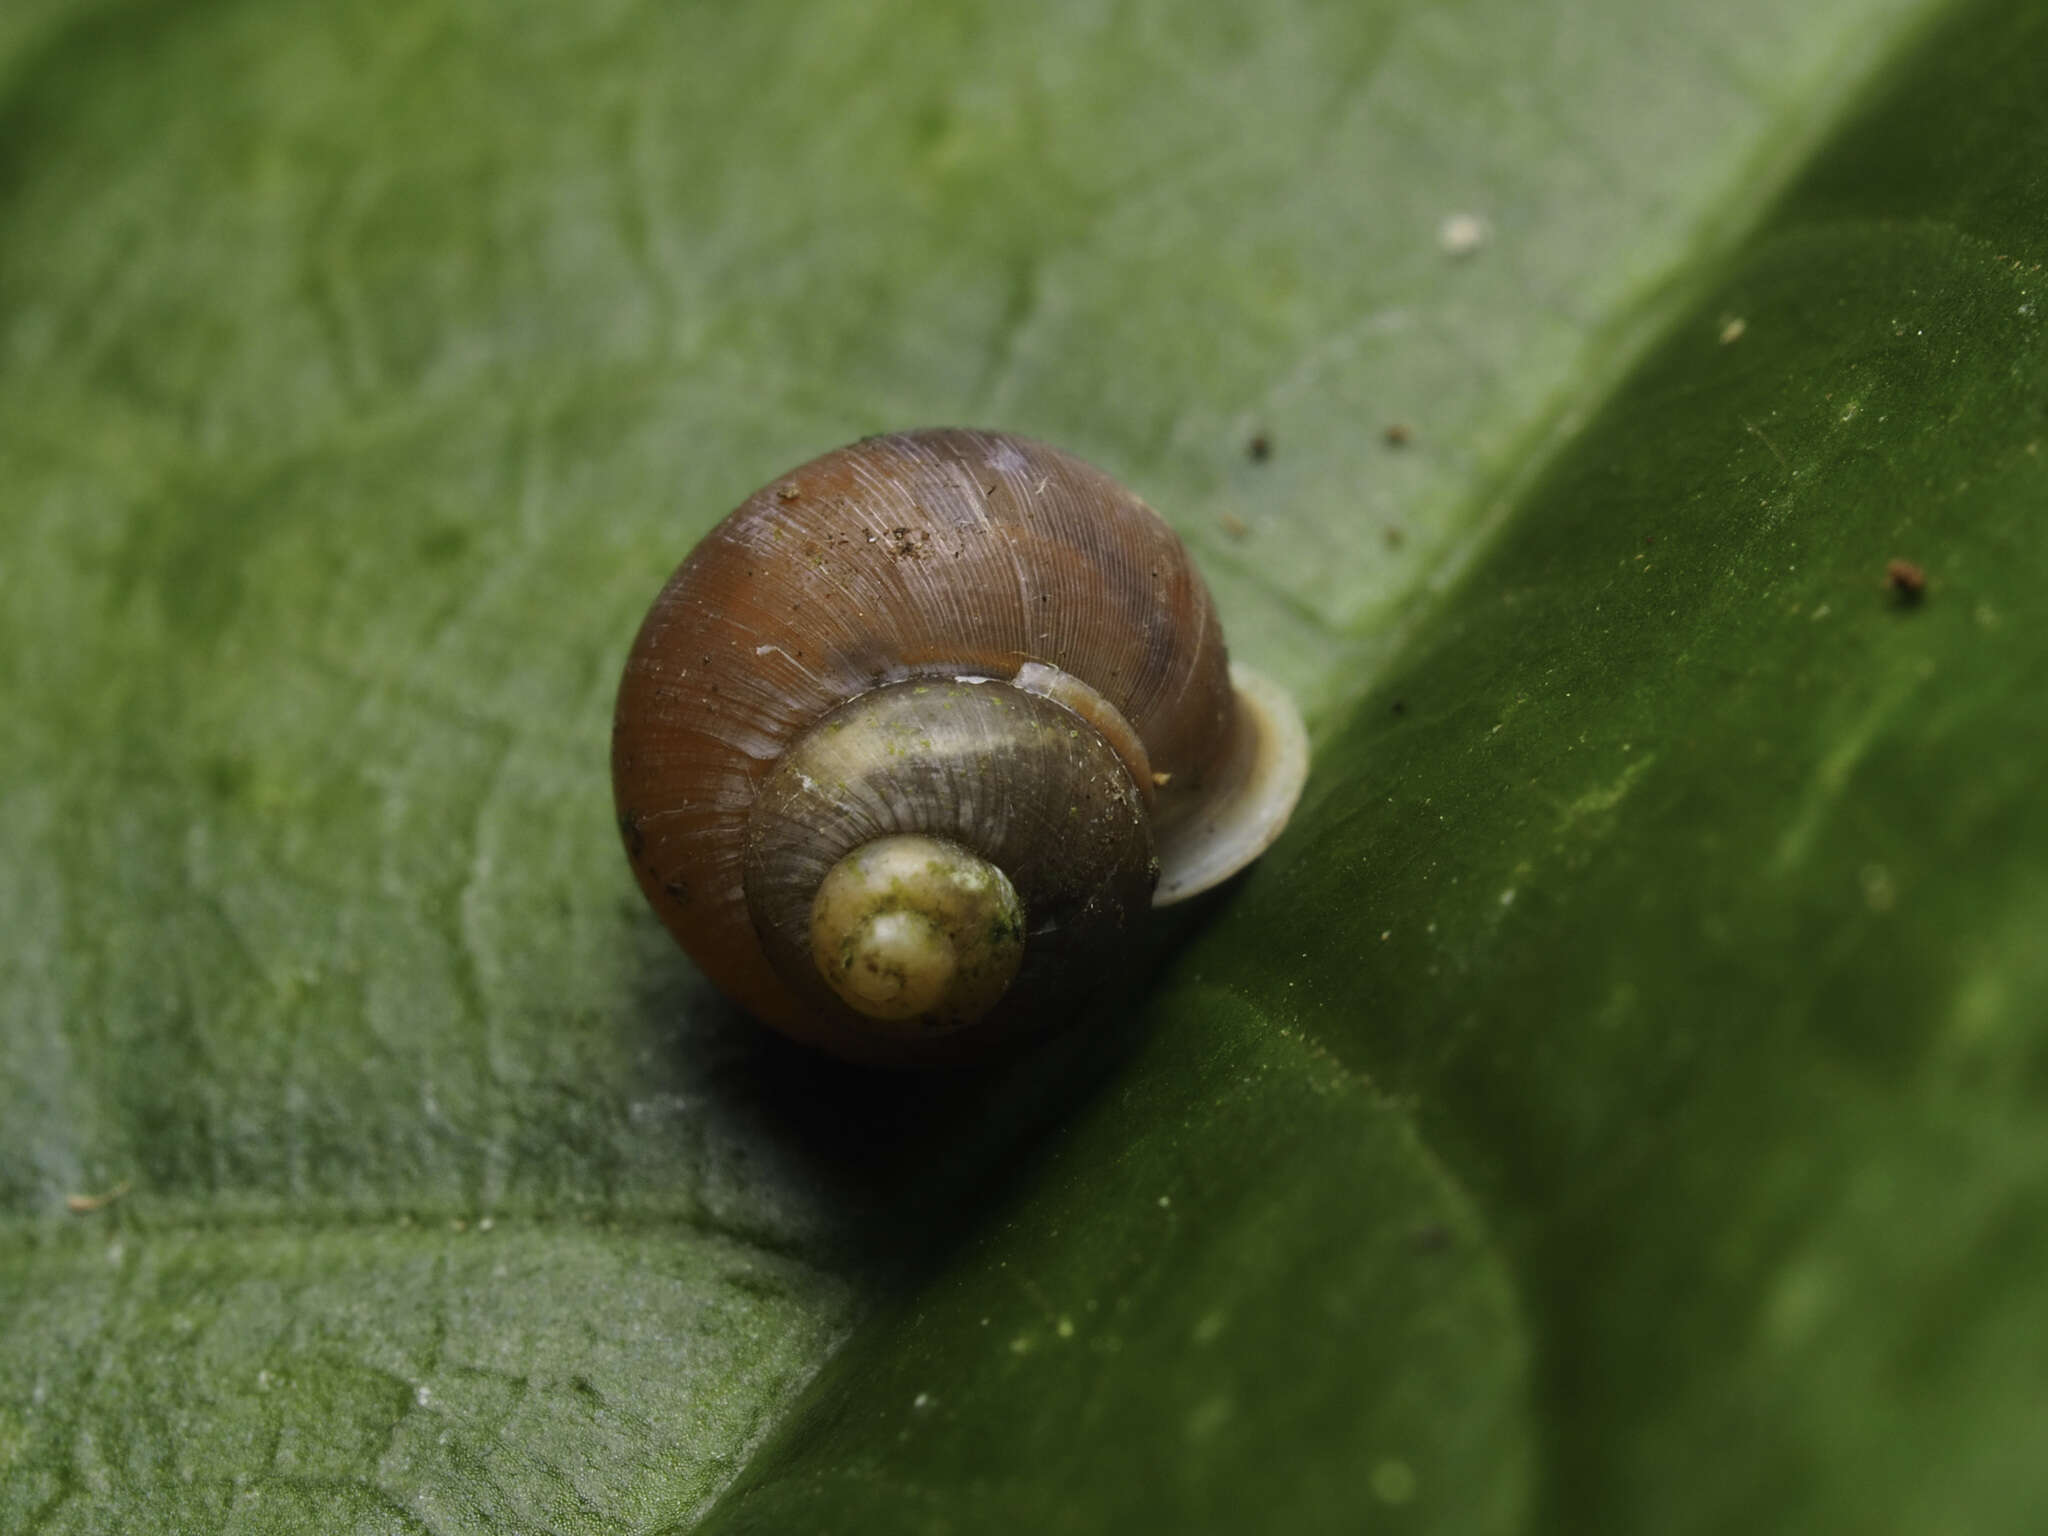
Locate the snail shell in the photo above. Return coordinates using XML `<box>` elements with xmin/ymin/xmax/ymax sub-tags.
<box><xmin>612</xmin><ymin>428</ymin><xmax>1307</xmax><ymax>1062</ymax></box>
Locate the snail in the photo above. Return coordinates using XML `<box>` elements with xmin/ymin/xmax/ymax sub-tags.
<box><xmin>611</xmin><ymin>429</ymin><xmax>1307</xmax><ymax>1063</ymax></box>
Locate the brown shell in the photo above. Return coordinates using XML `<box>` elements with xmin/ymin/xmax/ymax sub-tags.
<box><xmin>611</xmin><ymin>428</ymin><xmax>1235</xmax><ymax>1056</ymax></box>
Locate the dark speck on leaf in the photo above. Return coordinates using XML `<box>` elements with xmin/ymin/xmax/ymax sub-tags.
<box><xmin>203</xmin><ymin>754</ymin><xmax>250</xmax><ymax>801</ymax></box>
<box><xmin>417</xmin><ymin>525</ymin><xmax>470</xmax><ymax>564</ymax></box>
<box><xmin>1887</xmin><ymin>558</ymin><xmax>1927</xmax><ymax>605</ymax></box>
<box><xmin>1409</xmin><ymin>1223</ymin><xmax>1453</xmax><ymax>1256</ymax></box>
<box><xmin>1246</xmin><ymin>432</ymin><xmax>1272</xmax><ymax>463</ymax></box>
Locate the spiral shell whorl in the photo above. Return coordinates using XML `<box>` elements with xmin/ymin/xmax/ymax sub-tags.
<box><xmin>808</xmin><ymin>835</ymin><xmax>1027</xmax><ymax>1024</ymax></box>
<box><xmin>611</xmin><ymin>429</ymin><xmax>1236</xmax><ymax>1054</ymax></box>
<box><xmin>743</xmin><ymin>679</ymin><xmax>1156</xmax><ymax>1046</ymax></box>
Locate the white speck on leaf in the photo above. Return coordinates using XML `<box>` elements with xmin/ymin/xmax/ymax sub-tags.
<box><xmin>1438</xmin><ymin>212</ymin><xmax>1489</xmax><ymax>257</ymax></box>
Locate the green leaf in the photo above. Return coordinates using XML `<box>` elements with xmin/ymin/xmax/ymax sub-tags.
<box><xmin>5</xmin><ymin>0</ymin><xmax>2043</xmax><ymax>1532</ymax></box>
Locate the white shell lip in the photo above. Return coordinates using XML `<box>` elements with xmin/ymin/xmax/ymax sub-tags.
<box><xmin>1153</xmin><ymin>662</ymin><xmax>1310</xmax><ymax>905</ymax></box>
